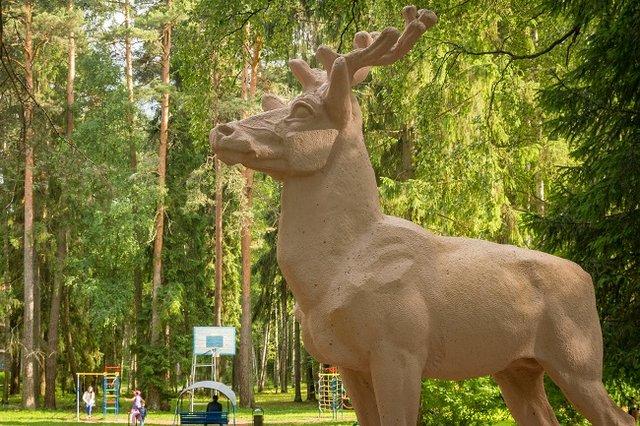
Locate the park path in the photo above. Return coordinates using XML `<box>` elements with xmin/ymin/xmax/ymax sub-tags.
<box><xmin>75</xmin><ymin>420</ymin><xmax>251</xmax><ymax>425</ymax></box>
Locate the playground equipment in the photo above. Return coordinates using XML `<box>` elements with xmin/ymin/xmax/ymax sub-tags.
<box><xmin>318</xmin><ymin>367</ymin><xmax>349</xmax><ymax>420</ymax></box>
<box><xmin>173</xmin><ymin>380</ymin><xmax>237</xmax><ymax>425</ymax></box>
<box><xmin>188</xmin><ymin>326</ymin><xmax>235</xmax><ymax>411</ymax></box>
<box><xmin>75</xmin><ymin>366</ymin><xmax>121</xmax><ymax>420</ymax></box>
<box><xmin>103</xmin><ymin>365</ymin><xmax>121</xmax><ymax>415</ymax></box>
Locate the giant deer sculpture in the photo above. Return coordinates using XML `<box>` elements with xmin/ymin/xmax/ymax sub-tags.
<box><xmin>211</xmin><ymin>6</ymin><xmax>633</xmax><ymax>425</ymax></box>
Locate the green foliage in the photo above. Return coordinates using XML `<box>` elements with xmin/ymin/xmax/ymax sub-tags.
<box><xmin>530</xmin><ymin>0</ymin><xmax>640</xmax><ymax>392</ymax></box>
<box><xmin>421</xmin><ymin>378</ymin><xmax>508</xmax><ymax>425</ymax></box>
<box><xmin>1</xmin><ymin>0</ymin><xmax>637</xmax><ymax>417</ymax></box>
<box><xmin>358</xmin><ymin>0</ymin><xmax>571</xmax><ymax>245</ymax></box>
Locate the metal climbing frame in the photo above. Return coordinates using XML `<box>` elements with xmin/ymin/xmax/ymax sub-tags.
<box><xmin>317</xmin><ymin>368</ymin><xmax>347</xmax><ymax>420</ymax></box>
<box><xmin>188</xmin><ymin>348</ymin><xmax>218</xmax><ymax>411</ymax></box>
<box><xmin>103</xmin><ymin>366</ymin><xmax>121</xmax><ymax>415</ymax></box>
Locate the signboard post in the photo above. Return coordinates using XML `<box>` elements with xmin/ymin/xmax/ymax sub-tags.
<box><xmin>189</xmin><ymin>326</ymin><xmax>236</xmax><ymax>410</ymax></box>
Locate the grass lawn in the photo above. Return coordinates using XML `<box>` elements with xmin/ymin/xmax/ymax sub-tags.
<box><xmin>0</xmin><ymin>387</ymin><xmax>516</xmax><ymax>425</ymax></box>
<box><xmin>0</xmin><ymin>390</ymin><xmax>357</xmax><ymax>425</ymax></box>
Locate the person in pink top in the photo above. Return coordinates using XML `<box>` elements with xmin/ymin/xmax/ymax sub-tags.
<box><xmin>130</xmin><ymin>390</ymin><xmax>145</xmax><ymax>425</ymax></box>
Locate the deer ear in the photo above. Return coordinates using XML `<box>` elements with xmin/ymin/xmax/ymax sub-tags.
<box><xmin>325</xmin><ymin>57</ymin><xmax>352</xmax><ymax>127</ymax></box>
<box><xmin>262</xmin><ymin>93</ymin><xmax>287</xmax><ymax>111</ymax></box>
<box><xmin>351</xmin><ymin>67</ymin><xmax>371</xmax><ymax>86</ymax></box>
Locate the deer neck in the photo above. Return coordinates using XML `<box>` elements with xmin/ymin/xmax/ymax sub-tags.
<box><xmin>278</xmin><ymin>127</ymin><xmax>382</xmax><ymax>310</ymax></box>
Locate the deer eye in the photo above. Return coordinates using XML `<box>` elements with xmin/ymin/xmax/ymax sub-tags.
<box><xmin>289</xmin><ymin>102</ymin><xmax>313</xmax><ymax>119</ymax></box>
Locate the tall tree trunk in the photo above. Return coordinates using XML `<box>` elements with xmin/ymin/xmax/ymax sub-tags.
<box><xmin>251</xmin><ymin>343</ymin><xmax>258</xmax><ymax>383</ymax></box>
<box><xmin>124</xmin><ymin>0</ymin><xmax>136</xmax><ymax>171</ymax></box>
<box><xmin>248</xmin><ymin>35</ymin><xmax>262</xmax><ymax>96</ymax></box>
<box><xmin>306</xmin><ymin>351</ymin><xmax>316</xmax><ymax>402</ymax></box>
<box><xmin>273</xmin><ymin>304</ymin><xmax>279</xmax><ymax>391</ymax></box>
<box><xmin>238</xmin><ymin>167</ymin><xmax>254</xmax><ymax>407</ymax></box>
<box><xmin>278</xmin><ymin>283</ymin><xmax>288</xmax><ymax>394</ymax></box>
<box><xmin>2</xmin><ymin>214</ymin><xmax>10</xmax><ymax>404</ymax></box>
<box><xmin>34</xmin><ymin>256</ymin><xmax>41</xmax><ymax>402</ymax></box>
<box><xmin>162</xmin><ymin>324</ymin><xmax>171</xmax><ymax>410</ymax></box>
<box><xmin>213</xmin><ymin>156</ymin><xmax>223</xmax><ymax>327</ymax></box>
<box><xmin>123</xmin><ymin>0</ymin><xmax>140</xmax><ymax>392</ymax></box>
<box><xmin>65</xmin><ymin>0</ymin><xmax>75</xmax><ymax>139</ymax></box>
<box><xmin>133</xmin><ymin>266</ymin><xmax>142</xmax><ymax>389</ymax></box>
<box><xmin>235</xmin><ymin>57</ymin><xmax>251</xmax><ymax>403</ymax></box>
<box><xmin>21</xmin><ymin>0</ymin><xmax>36</xmax><ymax>409</ymax></box>
<box><xmin>211</xmin><ymin>54</ymin><xmax>223</xmax><ymax>329</ymax></box>
<box><xmin>257</xmin><ymin>320</ymin><xmax>269</xmax><ymax>392</ymax></box>
<box><xmin>290</xmin><ymin>316</ymin><xmax>294</xmax><ymax>387</ymax></box>
<box><xmin>62</xmin><ymin>287</ymin><xmax>77</xmax><ymax>387</ymax></box>
<box><xmin>44</xmin><ymin>229</ymin><xmax>66</xmax><ymax>408</ymax></box>
<box><xmin>10</xmin><ymin>351</ymin><xmax>20</xmax><ymax>395</ymax></box>
<box><xmin>293</xmin><ymin>319</ymin><xmax>302</xmax><ymax>402</ymax></box>
<box><xmin>398</xmin><ymin>126</ymin><xmax>414</xmax><ymax>181</ymax></box>
<box><xmin>149</xmin><ymin>0</ymin><xmax>172</xmax><ymax>409</ymax></box>
<box><xmin>43</xmin><ymin>0</ymin><xmax>74</xmax><ymax>406</ymax></box>
<box><xmin>237</xmin><ymin>27</ymin><xmax>261</xmax><ymax>409</ymax></box>
<box><xmin>534</xmin><ymin>138</ymin><xmax>547</xmax><ymax>216</ymax></box>
<box><xmin>151</xmin><ymin>0</ymin><xmax>172</xmax><ymax>348</ymax></box>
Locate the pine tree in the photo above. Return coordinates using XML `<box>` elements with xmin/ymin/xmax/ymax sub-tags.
<box><xmin>532</xmin><ymin>0</ymin><xmax>640</xmax><ymax>384</ymax></box>
<box><xmin>20</xmin><ymin>0</ymin><xmax>36</xmax><ymax>409</ymax></box>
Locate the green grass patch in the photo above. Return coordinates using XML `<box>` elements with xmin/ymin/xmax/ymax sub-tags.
<box><xmin>0</xmin><ymin>389</ymin><xmax>357</xmax><ymax>425</ymax></box>
<box><xmin>0</xmin><ymin>387</ymin><xmax>516</xmax><ymax>425</ymax></box>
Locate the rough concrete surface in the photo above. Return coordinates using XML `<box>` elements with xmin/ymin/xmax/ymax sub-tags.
<box><xmin>211</xmin><ymin>5</ymin><xmax>634</xmax><ymax>425</ymax></box>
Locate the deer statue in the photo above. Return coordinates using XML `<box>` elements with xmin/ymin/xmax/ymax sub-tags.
<box><xmin>210</xmin><ymin>6</ymin><xmax>633</xmax><ymax>425</ymax></box>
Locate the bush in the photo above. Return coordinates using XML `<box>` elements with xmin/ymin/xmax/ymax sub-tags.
<box><xmin>420</xmin><ymin>377</ymin><xmax>508</xmax><ymax>425</ymax></box>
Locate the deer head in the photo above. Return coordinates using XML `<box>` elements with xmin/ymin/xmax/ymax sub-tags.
<box><xmin>211</xmin><ymin>6</ymin><xmax>437</xmax><ymax>180</ymax></box>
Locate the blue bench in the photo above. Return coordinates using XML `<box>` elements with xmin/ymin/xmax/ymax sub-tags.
<box><xmin>179</xmin><ymin>411</ymin><xmax>229</xmax><ymax>425</ymax></box>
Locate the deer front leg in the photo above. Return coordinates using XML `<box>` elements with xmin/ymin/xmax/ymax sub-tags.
<box><xmin>370</xmin><ymin>348</ymin><xmax>423</xmax><ymax>425</ymax></box>
<box><xmin>338</xmin><ymin>367</ymin><xmax>381</xmax><ymax>426</ymax></box>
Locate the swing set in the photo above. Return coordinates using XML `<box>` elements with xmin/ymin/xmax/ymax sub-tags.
<box><xmin>75</xmin><ymin>366</ymin><xmax>121</xmax><ymax>421</ymax></box>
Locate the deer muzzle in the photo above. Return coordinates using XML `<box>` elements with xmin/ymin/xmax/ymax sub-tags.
<box><xmin>210</xmin><ymin>123</ymin><xmax>253</xmax><ymax>154</ymax></box>
<box><xmin>210</xmin><ymin>123</ymin><xmax>233</xmax><ymax>151</ymax></box>
<box><xmin>210</xmin><ymin>121</ymin><xmax>286</xmax><ymax>169</ymax></box>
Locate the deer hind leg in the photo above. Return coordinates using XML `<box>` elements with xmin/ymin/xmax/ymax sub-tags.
<box><xmin>535</xmin><ymin>303</ymin><xmax>634</xmax><ymax>425</ymax></box>
<box><xmin>369</xmin><ymin>348</ymin><xmax>422</xmax><ymax>426</ymax></box>
<box><xmin>338</xmin><ymin>367</ymin><xmax>380</xmax><ymax>426</ymax></box>
<box><xmin>539</xmin><ymin>360</ymin><xmax>635</xmax><ymax>426</ymax></box>
<box><xmin>492</xmin><ymin>358</ymin><xmax>559</xmax><ymax>426</ymax></box>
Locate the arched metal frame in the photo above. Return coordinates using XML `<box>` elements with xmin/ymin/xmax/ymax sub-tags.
<box><xmin>173</xmin><ymin>380</ymin><xmax>237</xmax><ymax>426</ymax></box>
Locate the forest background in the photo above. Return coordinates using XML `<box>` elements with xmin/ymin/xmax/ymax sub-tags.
<box><xmin>0</xmin><ymin>0</ymin><xmax>638</xmax><ymax>424</ymax></box>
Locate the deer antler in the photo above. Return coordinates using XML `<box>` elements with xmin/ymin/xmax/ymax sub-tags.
<box><xmin>318</xmin><ymin>6</ymin><xmax>437</xmax><ymax>86</ymax></box>
<box><xmin>289</xmin><ymin>6</ymin><xmax>436</xmax><ymax>91</ymax></box>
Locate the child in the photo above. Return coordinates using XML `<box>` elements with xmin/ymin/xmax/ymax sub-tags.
<box><xmin>130</xmin><ymin>390</ymin><xmax>144</xmax><ymax>424</ymax></box>
<box><xmin>139</xmin><ymin>400</ymin><xmax>147</xmax><ymax>426</ymax></box>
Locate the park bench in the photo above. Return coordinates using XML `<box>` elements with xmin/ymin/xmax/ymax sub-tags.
<box><xmin>179</xmin><ymin>411</ymin><xmax>229</xmax><ymax>425</ymax></box>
